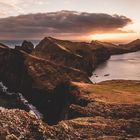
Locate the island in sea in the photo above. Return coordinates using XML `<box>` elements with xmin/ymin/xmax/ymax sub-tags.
<box><xmin>0</xmin><ymin>37</ymin><xmax>140</xmax><ymax>139</ymax></box>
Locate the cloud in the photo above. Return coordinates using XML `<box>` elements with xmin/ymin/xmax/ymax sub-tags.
<box><xmin>0</xmin><ymin>0</ymin><xmax>19</xmax><ymax>5</ymax></box>
<box><xmin>0</xmin><ymin>1</ymin><xmax>23</xmax><ymax>18</ymax></box>
<box><xmin>0</xmin><ymin>11</ymin><xmax>132</xmax><ymax>39</ymax></box>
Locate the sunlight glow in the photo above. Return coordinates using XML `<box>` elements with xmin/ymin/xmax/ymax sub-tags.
<box><xmin>89</xmin><ymin>32</ymin><xmax>140</xmax><ymax>43</ymax></box>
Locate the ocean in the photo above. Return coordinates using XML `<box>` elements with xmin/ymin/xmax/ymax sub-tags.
<box><xmin>90</xmin><ymin>51</ymin><xmax>140</xmax><ymax>83</ymax></box>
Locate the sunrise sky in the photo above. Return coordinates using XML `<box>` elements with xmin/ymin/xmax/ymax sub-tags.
<box><xmin>0</xmin><ymin>0</ymin><xmax>140</xmax><ymax>43</ymax></box>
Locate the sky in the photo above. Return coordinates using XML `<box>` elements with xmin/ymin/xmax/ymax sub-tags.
<box><xmin>0</xmin><ymin>0</ymin><xmax>140</xmax><ymax>43</ymax></box>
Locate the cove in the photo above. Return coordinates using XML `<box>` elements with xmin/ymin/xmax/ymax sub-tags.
<box><xmin>90</xmin><ymin>51</ymin><xmax>140</xmax><ymax>83</ymax></box>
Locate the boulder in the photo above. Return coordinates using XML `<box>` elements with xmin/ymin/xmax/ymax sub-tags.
<box><xmin>15</xmin><ymin>40</ymin><xmax>34</xmax><ymax>53</ymax></box>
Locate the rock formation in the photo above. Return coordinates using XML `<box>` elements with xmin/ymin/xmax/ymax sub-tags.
<box><xmin>0</xmin><ymin>42</ymin><xmax>91</xmax><ymax>124</ymax></box>
<box><xmin>0</xmin><ymin>77</ymin><xmax>140</xmax><ymax>139</ymax></box>
<box><xmin>0</xmin><ymin>37</ymin><xmax>140</xmax><ymax>139</ymax></box>
<box><xmin>15</xmin><ymin>40</ymin><xmax>34</xmax><ymax>53</ymax></box>
<box><xmin>33</xmin><ymin>37</ymin><xmax>110</xmax><ymax>76</ymax></box>
<box><xmin>91</xmin><ymin>39</ymin><xmax>140</xmax><ymax>54</ymax></box>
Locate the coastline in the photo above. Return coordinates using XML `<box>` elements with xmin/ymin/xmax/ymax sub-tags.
<box><xmin>0</xmin><ymin>37</ymin><xmax>140</xmax><ymax>139</ymax></box>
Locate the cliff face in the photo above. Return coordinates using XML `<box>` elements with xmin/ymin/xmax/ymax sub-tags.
<box><xmin>33</xmin><ymin>37</ymin><xmax>110</xmax><ymax>76</ymax></box>
<box><xmin>0</xmin><ymin>44</ymin><xmax>90</xmax><ymax>90</ymax></box>
<box><xmin>119</xmin><ymin>39</ymin><xmax>140</xmax><ymax>52</ymax></box>
<box><xmin>34</xmin><ymin>37</ymin><xmax>140</xmax><ymax>76</ymax></box>
<box><xmin>0</xmin><ymin>46</ymin><xmax>29</xmax><ymax>91</ymax></box>
<box><xmin>25</xmin><ymin>53</ymin><xmax>90</xmax><ymax>91</ymax></box>
<box><xmin>0</xmin><ymin>45</ymin><xmax>91</xmax><ymax>125</ymax></box>
<box><xmin>91</xmin><ymin>39</ymin><xmax>140</xmax><ymax>54</ymax></box>
<box><xmin>0</xmin><ymin>38</ymin><xmax>140</xmax><ymax>139</ymax></box>
<box><xmin>0</xmin><ymin>80</ymin><xmax>139</xmax><ymax>139</ymax></box>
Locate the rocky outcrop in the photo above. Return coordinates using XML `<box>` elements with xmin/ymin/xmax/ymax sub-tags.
<box><xmin>15</xmin><ymin>40</ymin><xmax>34</xmax><ymax>53</ymax></box>
<box><xmin>91</xmin><ymin>39</ymin><xmax>140</xmax><ymax>54</ymax></box>
<box><xmin>0</xmin><ymin>44</ymin><xmax>90</xmax><ymax>90</ymax></box>
<box><xmin>0</xmin><ymin>84</ymin><xmax>29</xmax><ymax>112</ymax></box>
<box><xmin>33</xmin><ymin>37</ymin><xmax>110</xmax><ymax>76</ymax></box>
<box><xmin>91</xmin><ymin>40</ymin><xmax>127</xmax><ymax>54</ymax></box>
<box><xmin>0</xmin><ymin>44</ymin><xmax>90</xmax><ymax>124</ymax></box>
<box><xmin>0</xmin><ymin>38</ymin><xmax>140</xmax><ymax>139</ymax></box>
<box><xmin>0</xmin><ymin>108</ymin><xmax>140</xmax><ymax>139</ymax></box>
<box><xmin>0</xmin><ymin>109</ymin><xmax>49</xmax><ymax>140</ymax></box>
<box><xmin>0</xmin><ymin>46</ymin><xmax>29</xmax><ymax>91</ymax></box>
<box><xmin>25</xmin><ymin>52</ymin><xmax>90</xmax><ymax>91</ymax></box>
<box><xmin>55</xmin><ymin>116</ymin><xmax>140</xmax><ymax>139</ymax></box>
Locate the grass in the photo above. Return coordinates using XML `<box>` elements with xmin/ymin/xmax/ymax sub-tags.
<box><xmin>72</xmin><ymin>80</ymin><xmax>140</xmax><ymax>104</ymax></box>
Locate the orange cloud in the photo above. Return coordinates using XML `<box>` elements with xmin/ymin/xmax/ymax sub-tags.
<box><xmin>0</xmin><ymin>11</ymin><xmax>132</xmax><ymax>40</ymax></box>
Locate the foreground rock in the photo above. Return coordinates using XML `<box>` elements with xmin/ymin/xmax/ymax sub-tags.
<box><xmin>0</xmin><ymin>108</ymin><xmax>140</xmax><ymax>139</ymax></box>
<box><xmin>0</xmin><ymin>45</ymin><xmax>27</xmax><ymax>91</ymax></box>
<box><xmin>0</xmin><ymin>109</ymin><xmax>49</xmax><ymax>140</ymax></box>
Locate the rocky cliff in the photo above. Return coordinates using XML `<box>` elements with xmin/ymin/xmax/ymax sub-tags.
<box><xmin>0</xmin><ymin>43</ymin><xmax>91</xmax><ymax>125</ymax></box>
<box><xmin>0</xmin><ymin>38</ymin><xmax>140</xmax><ymax>139</ymax></box>
<box><xmin>33</xmin><ymin>37</ymin><xmax>110</xmax><ymax>76</ymax></box>
<box><xmin>0</xmin><ymin>80</ymin><xmax>140</xmax><ymax>139</ymax></box>
<box><xmin>91</xmin><ymin>39</ymin><xmax>140</xmax><ymax>54</ymax></box>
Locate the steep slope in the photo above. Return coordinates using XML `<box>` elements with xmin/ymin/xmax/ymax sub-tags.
<box><xmin>120</xmin><ymin>39</ymin><xmax>140</xmax><ymax>51</ymax></box>
<box><xmin>33</xmin><ymin>37</ymin><xmax>110</xmax><ymax>76</ymax></box>
<box><xmin>0</xmin><ymin>44</ymin><xmax>90</xmax><ymax>124</ymax></box>
<box><xmin>50</xmin><ymin>37</ymin><xmax>111</xmax><ymax>69</ymax></box>
<box><xmin>91</xmin><ymin>40</ymin><xmax>127</xmax><ymax>54</ymax></box>
<box><xmin>24</xmin><ymin>52</ymin><xmax>90</xmax><ymax>91</ymax></box>
<box><xmin>0</xmin><ymin>39</ymin><xmax>140</xmax><ymax>139</ymax></box>
<box><xmin>91</xmin><ymin>39</ymin><xmax>140</xmax><ymax>54</ymax></box>
<box><xmin>0</xmin><ymin>44</ymin><xmax>90</xmax><ymax>90</ymax></box>
<box><xmin>0</xmin><ymin>46</ymin><xmax>29</xmax><ymax>91</ymax></box>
